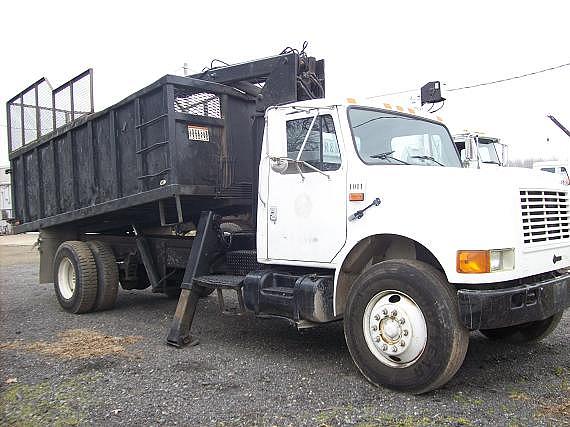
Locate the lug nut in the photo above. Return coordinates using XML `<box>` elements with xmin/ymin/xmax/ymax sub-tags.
<box><xmin>391</xmin><ymin>310</ymin><xmax>398</xmax><ymax>317</ymax></box>
<box><xmin>403</xmin><ymin>330</ymin><xmax>409</xmax><ymax>336</ymax></box>
<box><xmin>382</xmin><ymin>308</ymin><xmax>388</xmax><ymax>316</ymax></box>
<box><xmin>392</xmin><ymin>346</ymin><xmax>398</xmax><ymax>352</ymax></box>
<box><xmin>374</xmin><ymin>314</ymin><xmax>381</xmax><ymax>321</ymax></box>
<box><xmin>375</xmin><ymin>335</ymin><xmax>381</xmax><ymax>342</ymax></box>
<box><xmin>372</xmin><ymin>325</ymin><xmax>378</xmax><ymax>331</ymax></box>
<box><xmin>382</xmin><ymin>344</ymin><xmax>388</xmax><ymax>351</ymax></box>
<box><xmin>399</xmin><ymin>318</ymin><xmax>405</xmax><ymax>325</ymax></box>
<box><xmin>400</xmin><ymin>340</ymin><xmax>406</xmax><ymax>347</ymax></box>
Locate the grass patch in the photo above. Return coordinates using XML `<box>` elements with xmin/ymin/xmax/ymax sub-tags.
<box><xmin>453</xmin><ymin>392</ymin><xmax>483</xmax><ymax>406</ymax></box>
<box><xmin>0</xmin><ymin>373</ymin><xmax>101</xmax><ymax>426</ymax></box>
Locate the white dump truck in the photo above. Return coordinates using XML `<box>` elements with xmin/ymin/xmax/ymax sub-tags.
<box><xmin>6</xmin><ymin>49</ymin><xmax>569</xmax><ymax>394</ymax></box>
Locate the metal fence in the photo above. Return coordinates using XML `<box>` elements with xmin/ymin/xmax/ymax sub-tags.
<box><xmin>6</xmin><ymin>69</ymin><xmax>94</xmax><ymax>152</ymax></box>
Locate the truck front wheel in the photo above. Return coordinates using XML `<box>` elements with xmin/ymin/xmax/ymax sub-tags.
<box><xmin>479</xmin><ymin>312</ymin><xmax>563</xmax><ymax>343</ymax></box>
<box><xmin>344</xmin><ymin>259</ymin><xmax>469</xmax><ymax>394</ymax></box>
<box><xmin>53</xmin><ymin>241</ymin><xmax>98</xmax><ymax>314</ymax></box>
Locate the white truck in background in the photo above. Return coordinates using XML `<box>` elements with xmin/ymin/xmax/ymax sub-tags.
<box><xmin>453</xmin><ymin>132</ymin><xmax>508</xmax><ymax>168</ymax></box>
<box><xmin>533</xmin><ymin>161</ymin><xmax>570</xmax><ymax>186</ymax></box>
<box><xmin>0</xmin><ymin>166</ymin><xmax>13</xmax><ymax>234</ymax></box>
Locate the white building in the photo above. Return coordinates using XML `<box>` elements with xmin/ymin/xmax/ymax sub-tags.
<box><xmin>0</xmin><ymin>165</ymin><xmax>12</xmax><ymax>234</ymax></box>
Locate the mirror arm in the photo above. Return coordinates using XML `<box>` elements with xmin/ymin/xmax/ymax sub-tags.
<box><xmin>296</xmin><ymin>114</ymin><xmax>319</xmax><ymax>162</ymax></box>
<box><xmin>297</xmin><ymin>159</ymin><xmax>330</xmax><ymax>180</ymax></box>
<box><xmin>295</xmin><ymin>162</ymin><xmax>305</xmax><ymax>181</ymax></box>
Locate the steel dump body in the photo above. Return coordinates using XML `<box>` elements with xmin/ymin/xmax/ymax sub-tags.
<box><xmin>9</xmin><ymin>75</ymin><xmax>256</xmax><ymax>232</ymax></box>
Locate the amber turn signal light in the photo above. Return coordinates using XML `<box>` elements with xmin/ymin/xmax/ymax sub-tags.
<box><xmin>456</xmin><ymin>250</ymin><xmax>490</xmax><ymax>273</ymax></box>
<box><xmin>349</xmin><ymin>193</ymin><xmax>365</xmax><ymax>202</ymax></box>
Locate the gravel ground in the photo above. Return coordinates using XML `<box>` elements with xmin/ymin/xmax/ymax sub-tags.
<box><xmin>0</xmin><ymin>237</ymin><xmax>568</xmax><ymax>426</ymax></box>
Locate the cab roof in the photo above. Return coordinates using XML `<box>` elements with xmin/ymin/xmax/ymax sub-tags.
<box><xmin>281</xmin><ymin>98</ymin><xmax>445</xmax><ymax>123</ymax></box>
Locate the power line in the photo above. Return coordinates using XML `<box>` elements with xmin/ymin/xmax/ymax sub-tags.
<box><xmin>367</xmin><ymin>60</ymin><xmax>570</xmax><ymax>98</ymax></box>
<box><xmin>447</xmin><ymin>61</ymin><xmax>570</xmax><ymax>92</ymax></box>
<box><xmin>367</xmin><ymin>88</ymin><xmax>418</xmax><ymax>99</ymax></box>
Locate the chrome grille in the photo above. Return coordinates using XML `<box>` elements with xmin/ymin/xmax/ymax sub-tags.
<box><xmin>521</xmin><ymin>189</ymin><xmax>570</xmax><ymax>245</ymax></box>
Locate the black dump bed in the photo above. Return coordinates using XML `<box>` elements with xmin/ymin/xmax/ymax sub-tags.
<box><xmin>5</xmin><ymin>51</ymin><xmax>325</xmax><ymax>233</ymax></box>
<box><xmin>7</xmin><ymin>73</ymin><xmax>256</xmax><ymax>233</ymax></box>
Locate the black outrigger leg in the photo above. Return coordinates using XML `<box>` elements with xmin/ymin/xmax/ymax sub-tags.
<box><xmin>167</xmin><ymin>211</ymin><xmax>221</xmax><ymax>347</ymax></box>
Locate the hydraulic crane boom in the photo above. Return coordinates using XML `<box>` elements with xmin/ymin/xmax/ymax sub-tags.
<box><xmin>547</xmin><ymin>115</ymin><xmax>570</xmax><ymax>139</ymax></box>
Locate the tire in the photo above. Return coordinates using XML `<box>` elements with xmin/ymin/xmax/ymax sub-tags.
<box><xmin>480</xmin><ymin>312</ymin><xmax>563</xmax><ymax>343</ymax></box>
<box><xmin>86</xmin><ymin>241</ymin><xmax>119</xmax><ymax>311</ymax></box>
<box><xmin>344</xmin><ymin>259</ymin><xmax>469</xmax><ymax>394</ymax></box>
<box><xmin>53</xmin><ymin>241</ymin><xmax>98</xmax><ymax>314</ymax></box>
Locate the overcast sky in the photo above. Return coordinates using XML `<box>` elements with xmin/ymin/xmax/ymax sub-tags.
<box><xmin>1</xmin><ymin>0</ymin><xmax>569</xmax><ymax>167</ymax></box>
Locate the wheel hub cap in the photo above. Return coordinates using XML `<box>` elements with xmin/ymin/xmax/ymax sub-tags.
<box><xmin>380</xmin><ymin>317</ymin><xmax>401</xmax><ymax>343</ymax></box>
<box><xmin>363</xmin><ymin>290</ymin><xmax>428</xmax><ymax>368</ymax></box>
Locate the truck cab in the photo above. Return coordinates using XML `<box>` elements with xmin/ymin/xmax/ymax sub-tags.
<box><xmin>258</xmin><ymin>99</ymin><xmax>569</xmax><ymax>288</ymax></box>
<box><xmin>254</xmin><ymin>99</ymin><xmax>569</xmax><ymax>391</ymax></box>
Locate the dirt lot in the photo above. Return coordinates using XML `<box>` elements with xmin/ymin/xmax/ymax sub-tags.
<box><xmin>1</xmin><ymin>235</ymin><xmax>568</xmax><ymax>426</ymax></box>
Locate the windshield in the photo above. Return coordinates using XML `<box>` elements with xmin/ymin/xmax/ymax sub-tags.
<box><xmin>478</xmin><ymin>139</ymin><xmax>501</xmax><ymax>164</ymax></box>
<box><xmin>348</xmin><ymin>108</ymin><xmax>461</xmax><ymax>167</ymax></box>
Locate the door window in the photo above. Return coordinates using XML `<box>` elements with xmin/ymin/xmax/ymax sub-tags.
<box><xmin>286</xmin><ymin>115</ymin><xmax>341</xmax><ymax>171</ymax></box>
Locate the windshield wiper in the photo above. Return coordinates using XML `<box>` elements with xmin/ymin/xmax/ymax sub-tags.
<box><xmin>410</xmin><ymin>155</ymin><xmax>444</xmax><ymax>166</ymax></box>
<box><xmin>370</xmin><ymin>151</ymin><xmax>409</xmax><ymax>165</ymax></box>
<box><xmin>481</xmin><ymin>160</ymin><xmax>501</xmax><ymax>165</ymax></box>
<box><xmin>353</xmin><ymin>116</ymin><xmax>418</xmax><ymax>128</ymax></box>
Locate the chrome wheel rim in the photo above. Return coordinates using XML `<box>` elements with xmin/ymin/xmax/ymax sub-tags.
<box><xmin>57</xmin><ymin>257</ymin><xmax>76</xmax><ymax>300</ymax></box>
<box><xmin>363</xmin><ymin>290</ymin><xmax>427</xmax><ymax>368</ymax></box>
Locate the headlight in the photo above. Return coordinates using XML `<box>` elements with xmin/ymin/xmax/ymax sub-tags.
<box><xmin>457</xmin><ymin>249</ymin><xmax>515</xmax><ymax>273</ymax></box>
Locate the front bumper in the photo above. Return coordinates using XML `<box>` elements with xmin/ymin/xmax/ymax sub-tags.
<box><xmin>457</xmin><ymin>273</ymin><xmax>570</xmax><ymax>330</ymax></box>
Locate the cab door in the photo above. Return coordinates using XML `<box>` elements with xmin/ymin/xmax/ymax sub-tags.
<box><xmin>265</xmin><ymin>109</ymin><xmax>347</xmax><ymax>263</ymax></box>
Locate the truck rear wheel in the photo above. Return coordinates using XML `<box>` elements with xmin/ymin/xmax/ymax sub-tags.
<box><xmin>86</xmin><ymin>241</ymin><xmax>119</xmax><ymax>311</ymax></box>
<box><xmin>344</xmin><ymin>259</ymin><xmax>469</xmax><ymax>394</ymax></box>
<box><xmin>53</xmin><ymin>241</ymin><xmax>98</xmax><ymax>314</ymax></box>
<box><xmin>479</xmin><ymin>312</ymin><xmax>563</xmax><ymax>343</ymax></box>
